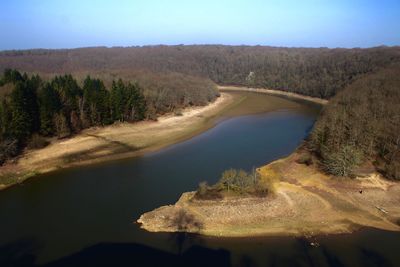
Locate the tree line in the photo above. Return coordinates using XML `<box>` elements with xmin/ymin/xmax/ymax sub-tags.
<box><xmin>0</xmin><ymin>69</ymin><xmax>219</xmax><ymax>164</ymax></box>
<box><xmin>0</xmin><ymin>69</ymin><xmax>218</xmax><ymax>165</ymax></box>
<box><xmin>1</xmin><ymin>45</ymin><xmax>399</xmax><ymax>99</ymax></box>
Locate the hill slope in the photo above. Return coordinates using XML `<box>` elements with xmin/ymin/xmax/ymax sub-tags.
<box><xmin>310</xmin><ymin>64</ymin><xmax>400</xmax><ymax>179</ymax></box>
<box><xmin>1</xmin><ymin>45</ymin><xmax>400</xmax><ymax>98</ymax></box>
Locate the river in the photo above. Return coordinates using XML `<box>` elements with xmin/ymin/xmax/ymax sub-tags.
<box><xmin>1</xmin><ymin>92</ymin><xmax>399</xmax><ymax>267</ymax></box>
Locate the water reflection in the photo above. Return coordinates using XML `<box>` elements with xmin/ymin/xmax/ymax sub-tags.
<box><xmin>0</xmin><ymin>239</ymin><xmax>231</xmax><ymax>267</ymax></box>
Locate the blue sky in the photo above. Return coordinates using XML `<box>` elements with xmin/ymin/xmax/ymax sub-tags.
<box><xmin>1</xmin><ymin>0</ymin><xmax>399</xmax><ymax>50</ymax></box>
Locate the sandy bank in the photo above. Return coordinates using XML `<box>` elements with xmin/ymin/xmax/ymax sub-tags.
<box><xmin>218</xmin><ymin>86</ymin><xmax>328</xmax><ymax>105</ymax></box>
<box><xmin>0</xmin><ymin>93</ymin><xmax>236</xmax><ymax>190</ymax></box>
<box><xmin>138</xmin><ymin>152</ymin><xmax>400</xmax><ymax>237</ymax></box>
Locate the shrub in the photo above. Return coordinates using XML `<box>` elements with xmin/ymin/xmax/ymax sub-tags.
<box><xmin>196</xmin><ymin>181</ymin><xmax>208</xmax><ymax>197</ymax></box>
<box><xmin>145</xmin><ymin>105</ymin><xmax>158</xmax><ymax>121</ymax></box>
<box><xmin>218</xmin><ymin>168</ymin><xmax>259</xmax><ymax>193</ymax></box>
<box><xmin>194</xmin><ymin>168</ymin><xmax>273</xmax><ymax>200</ymax></box>
<box><xmin>172</xmin><ymin>209</ymin><xmax>203</xmax><ymax>232</ymax></box>
<box><xmin>296</xmin><ymin>153</ymin><xmax>313</xmax><ymax>166</ymax></box>
<box><xmin>384</xmin><ymin>160</ymin><xmax>400</xmax><ymax>180</ymax></box>
<box><xmin>0</xmin><ymin>139</ymin><xmax>19</xmax><ymax>165</ymax></box>
<box><xmin>174</xmin><ymin>109</ymin><xmax>183</xmax><ymax>116</ymax></box>
<box><xmin>27</xmin><ymin>134</ymin><xmax>49</xmax><ymax>149</ymax></box>
<box><xmin>322</xmin><ymin>145</ymin><xmax>363</xmax><ymax>177</ymax></box>
<box><xmin>53</xmin><ymin>113</ymin><xmax>71</xmax><ymax>139</ymax></box>
<box><xmin>252</xmin><ymin>184</ymin><xmax>269</xmax><ymax>197</ymax></box>
<box><xmin>194</xmin><ymin>182</ymin><xmax>222</xmax><ymax>200</ymax></box>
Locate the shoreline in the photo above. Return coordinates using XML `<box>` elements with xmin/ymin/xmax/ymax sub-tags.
<box><xmin>0</xmin><ymin>86</ymin><xmax>320</xmax><ymax>191</ymax></box>
<box><xmin>218</xmin><ymin>86</ymin><xmax>328</xmax><ymax>105</ymax></box>
<box><xmin>137</xmin><ymin>151</ymin><xmax>400</xmax><ymax>237</ymax></box>
<box><xmin>0</xmin><ymin>92</ymin><xmax>237</xmax><ymax>191</ymax></box>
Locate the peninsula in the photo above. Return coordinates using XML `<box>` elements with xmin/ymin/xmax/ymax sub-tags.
<box><xmin>138</xmin><ymin>151</ymin><xmax>400</xmax><ymax>237</ymax></box>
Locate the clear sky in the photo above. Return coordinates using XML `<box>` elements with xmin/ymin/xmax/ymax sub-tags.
<box><xmin>1</xmin><ymin>0</ymin><xmax>399</xmax><ymax>50</ymax></box>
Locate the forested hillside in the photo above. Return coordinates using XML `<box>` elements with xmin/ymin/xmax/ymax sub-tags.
<box><xmin>309</xmin><ymin>64</ymin><xmax>400</xmax><ymax>179</ymax></box>
<box><xmin>0</xmin><ymin>69</ymin><xmax>218</xmax><ymax>165</ymax></box>
<box><xmin>1</xmin><ymin>45</ymin><xmax>400</xmax><ymax>177</ymax></box>
<box><xmin>1</xmin><ymin>45</ymin><xmax>399</xmax><ymax>98</ymax></box>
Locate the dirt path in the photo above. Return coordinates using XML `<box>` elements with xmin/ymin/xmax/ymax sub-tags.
<box><xmin>138</xmin><ymin>152</ymin><xmax>400</xmax><ymax>237</ymax></box>
<box><xmin>278</xmin><ymin>191</ymin><xmax>294</xmax><ymax>207</ymax></box>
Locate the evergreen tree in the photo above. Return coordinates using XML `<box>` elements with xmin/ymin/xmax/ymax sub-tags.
<box><xmin>10</xmin><ymin>81</ymin><xmax>36</xmax><ymax>143</ymax></box>
<box><xmin>110</xmin><ymin>79</ymin><xmax>126</xmax><ymax>121</ymax></box>
<box><xmin>125</xmin><ymin>82</ymin><xmax>146</xmax><ymax>121</ymax></box>
<box><xmin>38</xmin><ymin>83</ymin><xmax>61</xmax><ymax>135</ymax></box>
<box><xmin>2</xmin><ymin>69</ymin><xmax>24</xmax><ymax>84</ymax></box>
<box><xmin>52</xmin><ymin>74</ymin><xmax>81</xmax><ymax>112</ymax></box>
<box><xmin>0</xmin><ymin>70</ymin><xmax>149</xmax><ymax>163</ymax></box>
<box><xmin>109</xmin><ymin>79</ymin><xmax>146</xmax><ymax>122</ymax></box>
<box><xmin>82</xmin><ymin>76</ymin><xmax>111</xmax><ymax>126</ymax></box>
<box><xmin>25</xmin><ymin>76</ymin><xmax>41</xmax><ymax>133</ymax></box>
<box><xmin>0</xmin><ymin>99</ymin><xmax>12</xmax><ymax>140</ymax></box>
<box><xmin>52</xmin><ymin>74</ymin><xmax>82</xmax><ymax>133</ymax></box>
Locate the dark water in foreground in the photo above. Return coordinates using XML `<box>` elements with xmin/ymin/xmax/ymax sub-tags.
<box><xmin>0</xmin><ymin>93</ymin><xmax>399</xmax><ymax>267</ymax></box>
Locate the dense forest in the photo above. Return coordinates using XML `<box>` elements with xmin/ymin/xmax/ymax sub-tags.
<box><xmin>0</xmin><ymin>69</ymin><xmax>219</xmax><ymax>165</ymax></box>
<box><xmin>309</xmin><ymin>64</ymin><xmax>400</xmax><ymax>180</ymax></box>
<box><xmin>1</xmin><ymin>45</ymin><xmax>400</xmax><ymax>179</ymax></box>
<box><xmin>1</xmin><ymin>45</ymin><xmax>399</xmax><ymax>98</ymax></box>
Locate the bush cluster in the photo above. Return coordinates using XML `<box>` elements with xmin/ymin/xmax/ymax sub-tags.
<box><xmin>194</xmin><ymin>168</ymin><xmax>273</xmax><ymax>200</ymax></box>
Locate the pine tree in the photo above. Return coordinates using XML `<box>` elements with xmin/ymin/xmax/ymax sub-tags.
<box><xmin>82</xmin><ymin>76</ymin><xmax>111</xmax><ymax>126</ymax></box>
<box><xmin>25</xmin><ymin>76</ymin><xmax>41</xmax><ymax>133</ymax></box>
<box><xmin>2</xmin><ymin>69</ymin><xmax>24</xmax><ymax>84</ymax></box>
<box><xmin>10</xmin><ymin>82</ymin><xmax>35</xmax><ymax>143</ymax></box>
<box><xmin>51</xmin><ymin>74</ymin><xmax>82</xmax><ymax>133</ymax></box>
<box><xmin>110</xmin><ymin>79</ymin><xmax>126</xmax><ymax>121</ymax></box>
<box><xmin>38</xmin><ymin>83</ymin><xmax>61</xmax><ymax>135</ymax></box>
<box><xmin>0</xmin><ymin>99</ymin><xmax>12</xmax><ymax>141</ymax></box>
<box><xmin>126</xmin><ymin>82</ymin><xmax>146</xmax><ymax>121</ymax></box>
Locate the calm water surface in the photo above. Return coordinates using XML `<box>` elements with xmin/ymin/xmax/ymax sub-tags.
<box><xmin>0</xmin><ymin>92</ymin><xmax>399</xmax><ymax>267</ymax></box>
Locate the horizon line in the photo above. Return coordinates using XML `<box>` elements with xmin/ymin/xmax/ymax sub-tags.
<box><xmin>1</xmin><ymin>44</ymin><xmax>399</xmax><ymax>53</ymax></box>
